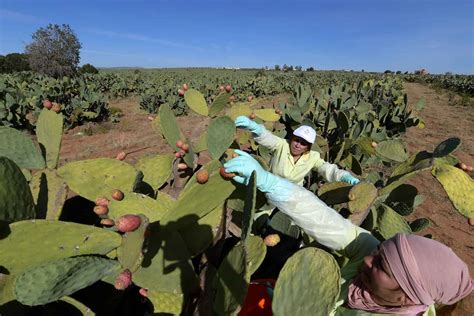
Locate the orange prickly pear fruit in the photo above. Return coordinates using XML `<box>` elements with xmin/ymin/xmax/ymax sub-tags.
<box><xmin>264</xmin><ymin>234</ymin><xmax>280</xmax><ymax>247</ymax></box>
<box><xmin>112</xmin><ymin>189</ymin><xmax>124</xmax><ymax>201</ymax></box>
<box><xmin>94</xmin><ymin>205</ymin><xmax>108</xmax><ymax>216</ymax></box>
<box><xmin>116</xmin><ymin>151</ymin><xmax>127</xmax><ymax>160</ymax></box>
<box><xmin>196</xmin><ymin>169</ymin><xmax>209</xmax><ymax>184</ymax></box>
<box><xmin>95</xmin><ymin>197</ymin><xmax>109</xmax><ymax>207</ymax></box>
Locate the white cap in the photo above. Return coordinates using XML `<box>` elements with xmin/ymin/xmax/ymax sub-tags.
<box><xmin>293</xmin><ymin>125</ymin><xmax>316</xmax><ymax>144</ymax></box>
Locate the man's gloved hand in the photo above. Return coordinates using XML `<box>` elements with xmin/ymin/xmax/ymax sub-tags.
<box><xmin>341</xmin><ymin>174</ymin><xmax>360</xmax><ymax>185</ymax></box>
<box><xmin>223</xmin><ymin>149</ymin><xmax>278</xmax><ymax>193</ymax></box>
<box><xmin>235</xmin><ymin>116</ymin><xmax>264</xmax><ymax>136</ymax></box>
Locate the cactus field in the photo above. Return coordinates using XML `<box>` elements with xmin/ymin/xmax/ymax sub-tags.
<box><xmin>0</xmin><ymin>70</ymin><xmax>473</xmax><ymax>315</ymax></box>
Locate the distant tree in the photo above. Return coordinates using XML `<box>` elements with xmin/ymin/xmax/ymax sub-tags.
<box><xmin>384</xmin><ymin>70</ymin><xmax>393</xmax><ymax>74</ymax></box>
<box><xmin>0</xmin><ymin>53</ymin><xmax>31</xmax><ymax>73</ymax></box>
<box><xmin>274</xmin><ymin>64</ymin><xmax>281</xmax><ymax>71</ymax></box>
<box><xmin>306</xmin><ymin>67</ymin><xmax>315</xmax><ymax>71</ymax></box>
<box><xmin>25</xmin><ymin>24</ymin><xmax>82</xmax><ymax>78</ymax></box>
<box><xmin>79</xmin><ymin>63</ymin><xmax>99</xmax><ymax>74</ymax></box>
<box><xmin>396</xmin><ymin>70</ymin><xmax>402</xmax><ymax>74</ymax></box>
<box><xmin>295</xmin><ymin>65</ymin><xmax>303</xmax><ymax>71</ymax></box>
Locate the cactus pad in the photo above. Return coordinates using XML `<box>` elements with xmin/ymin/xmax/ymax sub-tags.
<box><xmin>36</xmin><ymin>108</ymin><xmax>63</xmax><ymax>169</ymax></box>
<box><xmin>410</xmin><ymin>218</ymin><xmax>430</xmax><ymax>232</ymax></box>
<box><xmin>227</xmin><ymin>103</ymin><xmax>252</xmax><ymax>121</ymax></box>
<box><xmin>241</xmin><ymin>171</ymin><xmax>257</xmax><ymax>242</ymax></box>
<box><xmin>159</xmin><ymin>104</ymin><xmax>183</xmax><ymax>152</ymax></box>
<box><xmin>432</xmin><ymin>164</ymin><xmax>474</xmax><ymax>219</ymax></box>
<box><xmin>29</xmin><ymin>169</ymin><xmax>68</xmax><ymax>220</ymax></box>
<box><xmin>58</xmin><ymin>158</ymin><xmax>137</xmax><ymax>201</ymax></box>
<box><xmin>108</xmin><ymin>192</ymin><xmax>170</xmax><ymax>222</ymax></box>
<box><xmin>375</xmin><ymin>139</ymin><xmax>408</xmax><ymax>162</ymax></box>
<box><xmin>184</xmin><ymin>88</ymin><xmax>209</xmax><ymax>116</ymax></box>
<box><xmin>135</xmin><ymin>154</ymin><xmax>174</xmax><ymax>190</ymax></box>
<box><xmin>206</xmin><ymin>116</ymin><xmax>235</xmax><ymax>160</ymax></box>
<box><xmin>376</xmin><ymin>204</ymin><xmax>412</xmax><ymax>240</ymax></box>
<box><xmin>0</xmin><ymin>126</ymin><xmax>45</xmax><ymax>169</ymax></box>
<box><xmin>272</xmin><ymin>248</ymin><xmax>341</xmax><ymax>316</ymax></box>
<box><xmin>432</xmin><ymin>137</ymin><xmax>461</xmax><ymax>158</ymax></box>
<box><xmin>317</xmin><ymin>182</ymin><xmax>352</xmax><ymax>205</ymax></box>
<box><xmin>60</xmin><ymin>296</ymin><xmax>95</xmax><ymax>315</ymax></box>
<box><xmin>255</xmin><ymin>108</ymin><xmax>279</xmax><ymax>122</ymax></box>
<box><xmin>245</xmin><ymin>235</ymin><xmax>266</xmax><ymax>275</ymax></box>
<box><xmin>0</xmin><ymin>157</ymin><xmax>35</xmax><ymax>223</ymax></box>
<box><xmin>117</xmin><ymin>214</ymin><xmax>149</xmax><ymax>272</ymax></box>
<box><xmin>14</xmin><ymin>256</ymin><xmax>119</xmax><ymax>306</ymax></box>
<box><xmin>348</xmin><ymin>182</ymin><xmax>378</xmax><ymax>214</ymax></box>
<box><xmin>147</xmin><ymin>290</ymin><xmax>183</xmax><ymax>315</ymax></box>
<box><xmin>0</xmin><ymin>220</ymin><xmax>121</xmax><ymax>274</ymax></box>
<box><xmin>209</xmin><ymin>92</ymin><xmax>230</xmax><ymax>117</ymax></box>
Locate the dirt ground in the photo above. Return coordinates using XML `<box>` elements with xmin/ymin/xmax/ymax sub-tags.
<box><xmin>58</xmin><ymin>85</ymin><xmax>473</xmax><ymax>314</ymax></box>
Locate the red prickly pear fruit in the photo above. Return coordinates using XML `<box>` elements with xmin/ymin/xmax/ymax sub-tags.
<box><xmin>43</xmin><ymin>100</ymin><xmax>53</xmax><ymax>109</ymax></box>
<box><xmin>196</xmin><ymin>169</ymin><xmax>209</xmax><ymax>184</ymax></box>
<box><xmin>115</xmin><ymin>215</ymin><xmax>141</xmax><ymax>232</ymax></box>
<box><xmin>175</xmin><ymin>152</ymin><xmax>182</xmax><ymax>158</ymax></box>
<box><xmin>139</xmin><ymin>288</ymin><xmax>148</xmax><ymax>297</ymax></box>
<box><xmin>51</xmin><ymin>103</ymin><xmax>61</xmax><ymax>113</ymax></box>
<box><xmin>264</xmin><ymin>234</ymin><xmax>280</xmax><ymax>247</ymax></box>
<box><xmin>247</xmin><ymin>96</ymin><xmax>253</xmax><ymax>102</ymax></box>
<box><xmin>177</xmin><ymin>163</ymin><xmax>188</xmax><ymax>170</ymax></box>
<box><xmin>94</xmin><ymin>205</ymin><xmax>108</xmax><ymax>216</ymax></box>
<box><xmin>100</xmin><ymin>218</ymin><xmax>114</xmax><ymax>226</ymax></box>
<box><xmin>176</xmin><ymin>140</ymin><xmax>184</xmax><ymax>148</ymax></box>
<box><xmin>116</xmin><ymin>151</ymin><xmax>127</xmax><ymax>160</ymax></box>
<box><xmin>95</xmin><ymin>197</ymin><xmax>109</xmax><ymax>207</ymax></box>
<box><xmin>178</xmin><ymin>89</ymin><xmax>185</xmax><ymax>96</ymax></box>
<box><xmin>181</xmin><ymin>143</ymin><xmax>189</xmax><ymax>152</ymax></box>
<box><xmin>182</xmin><ymin>83</ymin><xmax>189</xmax><ymax>91</ymax></box>
<box><xmin>178</xmin><ymin>149</ymin><xmax>186</xmax><ymax>156</ymax></box>
<box><xmin>249</xmin><ymin>112</ymin><xmax>257</xmax><ymax>120</ymax></box>
<box><xmin>225</xmin><ymin>84</ymin><xmax>232</xmax><ymax>93</ymax></box>
<box><xmin>114</xmin><ymin>269</ymin><xmax>132</xmax><ymax>290</ymax></box>
<box><xmin>219</xmin><ymin>167</ymin><xmax>236</xmax><ymax>179</ymax></box>
<box><xmin>219</xmin><ymin>85</ymin><xmax>225</xmax><ymax>92</ymax></box>
<box><xmin>469</xmin><ymin>218</ymin><xmax>474</xmax><ymax>226</ymax></box>
<box><xmin>112</xmin><ymin>189</ymin><xmax>124</xmax><ymax>201</ymax></box>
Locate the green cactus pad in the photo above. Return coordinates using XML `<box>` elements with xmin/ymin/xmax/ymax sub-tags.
<box><xmin>159</xmin><ymin>104</ymin><xmax>183</xmax><ymax>152</ymax></box>
<box><xmin>410</xmin><ymin>218</ymin><xmax>430</xmax><ymax>232</ymax></box>
<box><xmin>317</xmin><ymin>182</ymin><xmax>352</xmax><ymax>205</ymax></box>
<box><xmin>135</xmin><ymin>154</ymin><xmax>174</xmax><ymax>190</ymax></box>
<box><xmin>14</xmin><ymin>256</ymin><xmax>119</xmax><ymax>306</ymax></box>
<box><xmin>29</xmin><ymin>169</ymin><xmax>68</xmax><ymax>220</ymax></box>
<box><xmin>432</xmin><ymin>164</ymin><xmax>474</xmax><ymax>219</ymax></box>
<box><xmin>0</xmin><ymin>220</ymin><xmax>121</xmax><ymax>275</ymax></box>
<box><xmin>209</xmin><ymin>92</ymin><xmax>230</xmax><ymax>117</ymax></box>
<box><xmin>60</xmin><ymin>296</ymin><xmax>95</xmax><ymax>315</ymax></box>
<box><xmin>245</xmin><ymin>235</ymin><xmax>266</xmax><ymax>275</ymax></box>
<box><xmin>194</xmin><ymin>131</ymin><xmax>208</xmax><ymax>153</ymax></box>
<box><xmin>206</xmin><ymin>116</ymin><xmax>235</xmax><ymax>160</ymax></box>
<box><xmin>184</xmin><ymin>88</ymin><xmax>209</xmax><ymax>116</ymax></box>
<box><xmin>182</xmin><ymin>137</ymin><xmax>196</xmax><ymax>168</ymax></box>
<box><xmin>0</xmin><ymin>274</ymin><xmax>15</xmax><ymax>305</ymax></box>
<box><xmin>58</xmin><ymin>158</ymin><xmax>137</xmax><ymax>201</ymax></box>
<box><xmin>117</xmin><ymin>214</ymin><xmax>149</xmax><ymax>272</ymax></box>
<box><xmin>355</xmin><ymin>137</ymin><xmax>376</xmax><ymax>156</ymax></box>
<box><xmin>147</xmin><ymin>290</ymin><xmax>183</xmax><ymax>315</ymax></box>
<box><xmin>213</xmin><ymin>242</ymin><xmax>249</xmax><ymax>316</ymax></box>
<box><xmin>432</xmin><ymin>137</ymin><xmax>461</xmax><ymax>158</ymax></box>
<box><xmin>227</xmin><ymin>103</ymin><xmax>252</xmax><ymax>121</ymax></box>
<box><xmin>269</xmin><ymin>210</ymin><xmax>300</xmax><ymax>238</ymax></box>
<box><xmin>0</xmin><ymin>157</ymin><xmax>35</xmax><ymax>223</ymax></box>
<box><xmin>255</xmin><ymin>108</ymin><xmax>280</xmax><ymax>122</ymax></box>
<box><xmin>133</xmin><ymin>228</ymin><xmax>198</xmax><ymax>295</ymax></box>
<box><xmin>179</xmin><ymin>203</ymin><xmax>224</xmax><ymax>257</ymax></box>
<box><xmin>160</xmin><ymin>171</ymin><xmax>236</xmax><ymax>229</ymax></box>
<box><xmin>375</xmin><ymin>139</ymin><xmax>408</xmax><ymax>162</ymax></box>
<box><xmin>336</xmin><ymin>111</ymin><xmax>350</xmax><ymax>133</ymax></box>
<box><xmin>241</xmin><ymin>171</ymin><xmax>257</xmax><ymax>243</ymax></box>
<box><xmin>36</xmin><ymin>109</ymin><xmax>63</xmax><ymax>169</ymax></box>
<box><xmin>272</xmin><ymin>248</ymin><xmax>341</xmax><ymax>316</ymax></box>
<box><xmin>376</xmin><ymin>204</ymin><xmax>412</xmax><ymax>240</ymax></box>
<box><xmin>348</xmin><ymin>182</ymin><xmax>378</xmax><ymax>214</ymax></box>
<box><xmin>108</xmin><ymin>192</ymin><xmax>170</xmax><ymax>222</ymax></box>
<box><xmin>0</xmin><ymin>126</ymin><xmax>45</xmax><ymax>169</ymax></box>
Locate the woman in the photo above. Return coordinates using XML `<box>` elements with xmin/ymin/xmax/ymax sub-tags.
<box><xmin>235</xmin><ymin>116</ymin><xmax>359</xmax><ymax>186</ymax></box>
<box><xmin>224</xmin><ymin>150</ymin><xmax>472</xmax><ymax>315</ymax></box>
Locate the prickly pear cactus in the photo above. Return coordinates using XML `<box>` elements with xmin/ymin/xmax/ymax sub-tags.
<box><xmin>0</xmin><ymin>220</ymin><xmax>122</xmax><ymax>274</ymax></box>
<box><xmin>227</xmin><ymin>103</ymin><xmax>252</xmax><ymax>121</ymax></box>
<box><xmin>29</xmin><ymin>169</ymin><xmax>68</xmax><ymax>220</ymax></box>
<box><xmin>135</xmin><ymin>154</ymin><xmax>174</xmax><ymax>190</ymax></box>
<box><xmin>60</xmin><ymin>296</ymin><xmax>95</xmax><ymax>315</ymax></box>
<box><xmin>348</xmin><ymin>182</ymin><xmax>378</xmax><ymax>214</ymax></box>
<box><xmin>376</xmin><ymin>204</ymin><xmax>412</xmax><ymax>240</ymax></box>
<box><xmin>209</xmin><ymin>92</ymin><xmax>230</xmax><ymax>117</ymax></box>
<box><xmin>0</xmin><ymin>157</ymin><xmax>35</xmax><ymax>223</ymax></box>
<box><xmin>108</xmin><ymin>192</ymin><xmax>170</xmax><ymax>222</ymax></box>
<box><xmin>241</xmin><ymin>171</ymin><xmax>257</xmax><ymax>243</ymax></box>
<box><xmin>432</xmin><ymin>137</ymin><xmax>461</xmax><ymax>158</ymax></box>
<box><xmin>14</xmin><ymin>255</ymin><xmax>120</xmax><ymax>306</ymax></box>
<box><xmin>410</xmin><ymin>218</ymin><xmax>430</xmax><ymax>232</ymax></box>
<box><xmin>375</xmin><ymin>139</ymin><xmax>408</xmax><ymax>162</ymax></box>
<box><xmin>206</xmin><ymin>115</ymin><xmax>235</xmax><ymax>160</ymax></box>
<box><xmin>432</xmin><ymin>163</ymin><xmax>474</xmax><ymax>219</ymax></box>
<box><xmin>245</xmin><ymin>235</ymin><xmax>266</xmax><ymax>275</ymax></box>
<box><xmin>272</xmin><ymin>247</ymin><xmax>341</xmax><ymax>316</ymax></box>
<box><xmin>214</xmin><ymin>242</ymin><xmax>248</xmax><ymax>316</ymax></box>
<box><xmin>36</xmin><ymin>108</ymin><xmax>63</xmax><ymax>169</ymax></box>
<box><xmin>184</xmin><ymin>88</ymin><xmax>209</xmax><ymax>116</ymax></box>
<box><xmin>159</xmin><ymin>103</ymin><xmax>183</xmax><ymax>152</ymax></box>
<box><xmin>117</xmin><ymin>214</ymin><xmax>149</xmax><ymax>272</ymax></box>
<box><xmin>58</xmin><ymin>158</ymin><xmax>137</xmax><ymax>201</ymax></box>
<box><xmin>146</xmin><ymin>290</ymin><xmax>183</xmax><ymax>315</ymax></box>
<box><xmin>255</xmin><ymin>108</ymin><xmax>280</xmax><ymax>122</ymax></box>
<box><xmin>317</xmin><ymin>182</ymin><xmax>352</xmax><ymax>205</ymax></box>
<box><xmin>0</xmin><ymin>126</ymin><xmax>45</xmax><ymax>169</ymax></box>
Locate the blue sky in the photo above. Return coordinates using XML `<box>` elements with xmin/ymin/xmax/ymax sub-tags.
<box><xmin>0</xmin><ymin>0</ymin><xmax>473</xmax><ymax>74</ymax></box>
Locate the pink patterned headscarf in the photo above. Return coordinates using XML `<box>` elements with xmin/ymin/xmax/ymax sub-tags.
<box><xmin>347</xmin><ymin>234</ymin><xmax>472</xmax><ymax>315</ymax></box>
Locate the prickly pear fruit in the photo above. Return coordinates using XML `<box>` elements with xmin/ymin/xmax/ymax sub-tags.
<box><xmin>249</xmin><ymin>112</ymin><xmax>256</xmax><ymax>119</ymax></box>
<box><xmin>147</xmin><ymin>116</ymin><xmax>154</xmax><ymax>121</ymax></box>
<box><xmin>176</xmin><ymin>140</ymin><xmax>184</xmax><ymax>148</ymax></box>
<box><xmin>181</xmin><ymin>143</ymin><xmax>189</xmax><ymax>152</ymax></box>
<box><xmin>96</xmin><ymin>197</ymin><xmax>109</xmax><ymax>207</ymax></box>
<box><xmin>94</xmin><ymin>205</ymin><xmax>109</xmax><ymax>216</ymax></box>
<box><xmin>371</xmin><ymin>141</ymin><xmax>378</xmax><ymax>148</ymax></box>
<box><xmin>139</xmin><ymin>288</ymin><xmax>148</xmax><ymax>297</ymax></box>
<box><xmin>219</xmin><ymin>85</ymin><xmax>225</xmax><ymax>92</ymax></box>
<box><xmin>196</xmin><ymin>169</ymin><xmax>209</xmax><ymax>184</ymax></box>
<box><xmin>469</xmin><ymin>218</ymin><xmax>474</xmax><ymax>226</ymax></box>
<box><xmin>225</xmin><ymin>84</ymin><xmax>232</xmax><ymax>93</ymax></box>
<box><xmin>114</xmin><ymin>269</ymin><xmax>132</xmax><ymax>290</ymax></box>
<box><xmin>247</xmin><ymin>96</ymin><xmax>253</xmax><ymax>102</ymax></box>
<box><xmin>112</xmin><ymin>189</ymin><xmax>124</xmax><ymax>201</ymax></box>
<box><xmin>182</xmin><ymin>83</ymin><xmax>189</xmax><ymax>91</ymax></box>
<box><xmin>116</xmin><ymin>151</ymin><xmax>127</xmax><ymax>161</ymax></box>
<box><xmin>43</xmin><ymin>100</ymin><xmax>52</xmax><ymax>109</ymax></box>
<box><xmin>264</xmin><ymin>234</ymin><xmax>280</xmax><ymax>247</ymax></box>
<box><xmin>177</xmin><ymin>163</ymin><xmax>188</xmax><ymax>170</ymax></box>
<box><xmin>178</xmin><ymin>149</ymin><xmax>186</xmax><ymax>156</ymax></box>
<box><xmin>100</xmin><ymin>218</ymin><xmax>115</xmax><ymax>226</ymax></box>
<box><xmin>51</xmin><ymin>103</ymin><xmax>61</xmax><ymax>113</ymax></box>
<box><xmin>229</xmin><ymin>96</ymin><xmax>236</xmax><ymax>102</ymax></box>
<box><xmin>115</xmin><ymin>215</ymin><xmax>141</xmax><ymax>233</ymax></box>
<box><xmin>219</xmin><ymin>167</ymin><xmax>236</xmax><ymax>179</ymax></box>
<box><xmin>175</xmin><ymin>152</ymin><xmax>182</xmax><ymax>158</ymax></box>
<box><xmin>467</xmin><ymin>166</ymin><xmax>473</xmax><ymax>172</ymax></box>
<box><xmin>457</xmin><ymin>162</ymin><xmax>468</xmax><ymax>171</ymax></box>
<box><xmin>348</xmin><ymin>193</ymin><xmax>356</xmax><ymax>201</ymax></box>
<box><xmin>178</xmin><ymin>89</ymin><xmax>185</xmax><ymax>96</ymax></box>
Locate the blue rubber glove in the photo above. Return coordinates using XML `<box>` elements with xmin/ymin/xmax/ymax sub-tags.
<box><xmin>341</xmin><ymin>174</ymin><xmax>360</xmax><ymax>185</ymax></box>
<box><xmin>223</xmin><ymin>149</ymin><xmax>279</xmax><ymax>193</ymax></box>
<box><xmin>235</xmin><ymin>116</ymin><xmax>264</xmax><ymax>136</ymax></box>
